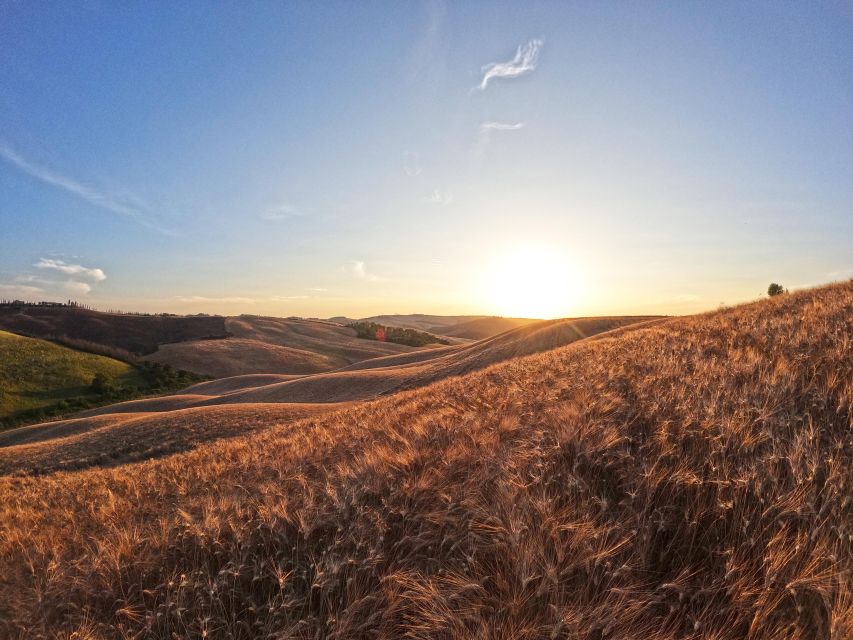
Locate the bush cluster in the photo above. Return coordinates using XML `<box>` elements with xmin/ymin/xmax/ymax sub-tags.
<box><xmin>348</xmin><ymin>321</ymin><xmax>450</xmax><ymax>347</ymax></box>
<box><xmin>0</xmin><ymin>362</ymin><xmax>207</xmax><ymax>430</ymax></box>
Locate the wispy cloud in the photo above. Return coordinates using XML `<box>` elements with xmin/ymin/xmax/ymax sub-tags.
<box><xmin>476</xmin><ymin>122</ymin><xmax>527</xmax><ymax>156</ymax></box>
<box><xmin>173</xmin><ymin>295</ymin><xmax>257</xmax><ymax>304</ymax></box>
<box><xmin>171</xmin><ymin>293</ymin><xmax>315</xmax><ymax>305</ymax></box>
<box><xmin>0</xmin><ymin>282</ymin><xmax>45</xmax><ymax>298</ymax></box>
<box><xmin>425</xmin><ymin>189</ymin><xmax>454</xmax><ymax>205</ymax></box>
<box><xmin>480</xmin><ymin>121</ymin><xmax>526</xmax><ymax>133</ymax></box>
<box><xmin>403</xmin><ymin>151</ymin><xmax>422</xmax><ymax>177</ymax></box>
<box><xmin>306</xmin><ymin>287</ymin><xmax>328</xmax><ymax>292</ymax></box>
<box><xmin>475</xmin><ymin>39</ymin><xmax>543</xmax><ymax>91</ymax></box>
<box><xmin>345</xmin><ymin>260</ymin><xmax>380</xmax><ymax>282</ymax></box>
<box><xmin>64</xmin><ymin>281</ymin><xmax>92</xmax><ymax>295</ymax></box>
<box><xmin>35</xmin><ymin>258</ymin><xmax>106</xmax><ymax>282</ymax></box>
<box><xmin>827</xmin><ymin>266</ymin><xmax>853</xmax><ymax>279</ymax></box>
<box><xmin>0</xmin><ymin>141</ymin><xmax>170</xmax><ymax>234</ymax></box>
<box><xmin>262</xmin><ymin>204</ymin><xmax>307</xmax><ymax>221</ymax></box>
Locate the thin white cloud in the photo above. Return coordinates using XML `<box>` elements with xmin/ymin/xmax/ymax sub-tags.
<box><xmin>64</xmin><ymin>281</ymin><xmax>92</xmax><ymax>296</ymax></box>
<box><xmin>262</xmin><ymin>204</ymin><xmax>307</xmax><ymax>221</ymax></box>
<box><xmin>172</xmin><ymin>295</ymin><xmax>257</xmax><ymax>304</ymax></box>
<box><xmin>170</xmin><ymin>294</ymin><xmax>314</xmax><ymax>305</ymax></box>
<box><xmin>0</xmin><ymin>282</ymin><xmax>45</xmax><ymax>298</ymax></box>
<box><xmin>36</xmin><ymin>258</ymin><xmax>106</xmax><ymax>282</ymax></box>
<box><xmin>346</xmin><ymin>260</ymin><xmax>380</xmax><ymax>282</ymax></box>
<box><xmin>14</xmin><ymin>274</ymin><xmax>43</xmax><ymax>284</ymax></box>
<box><xmin>475</xmin><ymin>39</ymin><xmax>543</xmax><ymax>91</ymax></box>
<box><xmin>827</xmin><ymin>267</ymin><xmax>853</xmax><ymax>279</ymax></box>
<box><xmin>480</xmin><ymin>121</ymin><xmax>526</xmax><ymax>133</ymax></box>
<box><xmin>476</xmin><ymin>122</ymin><xmax>527</xmax><ymax>156</ymax></box>
<box><xmin>0</xmin><ymin>141</ymin><xmax>170</xmax><ymax>233</ymax></box>
<box><xmin>306</xmin><ymin>287</ymin><xmax>328</xmax><ymax>292</ymax></box>
<box><xmin>403</xmin><ymin>151</ymin><xmax>422</xmax><ymax>177</ymax></box>
<box><xmin>426</xmin><ymin>189</ymin><xmax>454</xmax><ymax>205</ymax></box>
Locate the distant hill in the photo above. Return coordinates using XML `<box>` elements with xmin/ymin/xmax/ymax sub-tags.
<box><xmin>0</xmin><ymin>329</ymin><xmax>145</xmax><ymax>426</ymax></box>
<box><xmin>65</xmin><ymin>316</ymin><xmax>659</xmax><ymax>414</ymax></box>
<box><xmin>333</xmin><ymin>314</ymin><xmax>489</xmax><ymax>332</ymax></box>
<box><xmin>0</xmin><ymin>329</ymin><xmax>207</xmax><ymax>429</ymax></box>
<box><xmin>329</xmin><ymin>313</ymin><xmax>540</xmax><ymax>340</ymax></box>
<box><xmin>145</xmin><ymin>315</ymin><xmax>422</xmax><ymax>377</ymax></box>
<box><xmin>0</xmin><ymin>305</ymin><xmax>227</xmax><ymax>356</ymax></box>
<box><xmin>427</xmin><ymin>315</ymin><xmax>538</xmax><ymax>340</ymax></box>
<box><xmin>0</xmin><ymin>307</ymin><xmax>425</xmax><ymax>379</ymax></box>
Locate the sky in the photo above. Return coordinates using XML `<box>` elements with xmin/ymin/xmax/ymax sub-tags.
<box><xmin>1</xmin><ymin>1</ymin><xmax>851</xmax><ymax>319</ymax></box>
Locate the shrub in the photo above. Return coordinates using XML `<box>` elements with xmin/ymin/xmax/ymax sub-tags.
<box><xmin>89</xmin><ymin>373</ymin><xmax>110</xmax><ymax>394</ymax></box>
<box><xmin>348</xmin><ymin>321</ymin><xmax>450</xmax><ymax>347</ymax></box>
<box><xmin>767</xmin><ymin>282</ymin><xmax>786</xmax><ymax>297</ymax></box>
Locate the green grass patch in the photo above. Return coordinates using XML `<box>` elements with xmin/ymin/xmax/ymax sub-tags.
<box><xmin>0</xmin><ymin>330</ymin><xmax>206</xmax><ymax>430</ymax></box>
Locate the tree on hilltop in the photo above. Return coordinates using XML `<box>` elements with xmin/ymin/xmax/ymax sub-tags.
<box><xmin>767</xmin><ymin>283</ymin><xmax>787</xmax><ymax>297</ymax></box>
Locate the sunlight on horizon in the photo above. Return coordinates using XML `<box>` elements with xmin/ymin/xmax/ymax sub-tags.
<box><xmin>481</xmin><ymin>246</ymin><xmax>582</xmax><ymax>319</ymax></box>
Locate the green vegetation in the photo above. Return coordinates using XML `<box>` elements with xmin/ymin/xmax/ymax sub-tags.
<box><xmin>768</xmin><ymin>282</ymin><xmax>787</xmax><ymax>296</ymax></box>
<box><xmin>348</xmin><ymin>321</ymin><xmax>450</xmax><ymax>347</ymax></box>
<box><xmin>0</xmin><ymin>330</ymin><xmax>206</xmax><ymax>430</ymax></box>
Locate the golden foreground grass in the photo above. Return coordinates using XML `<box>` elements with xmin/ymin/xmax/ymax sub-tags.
<box><xmin>0</xmin><ymin>403</ymin><xmax>351</xmax><ymax>477</ymax></box>
<box><xmin>0</xmin><ymin>283</ymin><xmax>851</xmax><ymax>638</ymax></box>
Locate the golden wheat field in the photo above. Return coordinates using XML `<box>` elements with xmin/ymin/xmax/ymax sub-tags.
<box><xmin>0</xmin><ymin>282</ymin><xmax>851</xmax><ymax>639</ymax></box>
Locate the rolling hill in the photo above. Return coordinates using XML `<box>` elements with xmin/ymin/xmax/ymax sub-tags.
<box><xmin>426</xmin><ymin>315</ymin><xmax>540</xmax><ymax>340</ymax></box>
<box><xmin>0</xmin><ymin>402</ymin><xmax>351</xmax><ymax>476</ymax></box>
<box><xmin>0</xmin><ymin>329</ymin><xmax>147</xmax><ymax>425</ymax></box>
<box><xmin>0</xmin><ymin>307</ymin><xmax>428</xmax><ymax>379</ymax></box>
<box><xmin>59</xmin><ymin>316</ymin><xmax>658</xmax><ymax>415</ymax></box>
<box><xmin>0</xmin><ymin>283</ymin><xmax>850</xmax><ymax>638</ymax></box>
<box><xmin>145</xmin><ymin>316</ymin><xmax>423</xmax><ymax>377</ymax></box>
<box><xmin>328</xmin><ymin>313</ymin><xmax>541</xmax><ymax>341</ymax></box>
<box><xmin>0</xmin><ymin>304</ymin><xmax>227</xmax><ymax>356</ymax></box>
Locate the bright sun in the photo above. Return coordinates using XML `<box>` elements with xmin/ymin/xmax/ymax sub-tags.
<box><xmin>483</xmin><ymin>247</ymin><xmax>579</xmax><ymax>319</ymax></box>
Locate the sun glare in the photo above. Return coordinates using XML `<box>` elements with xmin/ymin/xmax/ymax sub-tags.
<box><xmin>483</xmin><ymin>247</ymin><xmax>580</xmax><ymax>319</ymax></box>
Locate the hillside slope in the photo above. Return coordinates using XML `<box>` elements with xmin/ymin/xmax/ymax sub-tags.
<box><xmin>76</xmin><ymin>316</ymin><xmax>656</xmax><ymax>413</ymax></box>
<box><xmin>145</xmin><ymin>316</ymin><xmax>418</xmax><ymax>377</ymax></box>
<box><xmin>0</xmin><ymin>305</ymin><xmax>226</xmax><ymax>355</ymax></box>
<box><xmin>427</xmin><ymin>315</ymin><xmax>540</xmax><ymax>340</ymax></box>
<box><xmin>330</xmin><ymin>313</ymin><xmax>540</xmax><ymax>340</ymax></box>
<box><xmin>0</xmin><ymin>402</ymin><xmax>351</xmax><ymax>476</ymax></box>
<box><xmin>1</xmin><ymin>282</ymin><xmax>850</xmax><ymax>637</ymax></box>
<box><xmin>0</xmin><ymin>330</ymin><xmax>146</xmax><ymax>424</ymax></box>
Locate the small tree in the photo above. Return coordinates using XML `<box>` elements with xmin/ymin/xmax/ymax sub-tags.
<box><xmin>767</xmin><ymin>283</ymin><xmax>786</xmax><ymax>297</ymax></box>
<box><xmin>90</xmin><ymin>373</ymin><xmax>109</xmax><ymax>394</ymax></box>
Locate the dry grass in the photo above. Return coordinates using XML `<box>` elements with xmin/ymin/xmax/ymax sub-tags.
<box><xmin>68</xmin><ymin>316</ymin><xmax>653</xmax><ymax>415</ymax></box>
<box><xmin>0</xmin><ymin>282</ymin><xmax>850</xmax><ymax>639</ymax></box>
<box><xmin>0</xmin><ymin>403</ymin><xmax>351</xmax><ymax>476</ymax></box>
<box><xmin>147</xmin><ymin>339</ymin><xmax>346</xmax><ymax>378</ymax></box>
<box><xmin>145</xmin><ymin>316</ymin><xmax>420</xmax><ymax>378</ymax></box>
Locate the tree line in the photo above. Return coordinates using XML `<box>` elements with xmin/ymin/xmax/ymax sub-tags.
<box><xmin>348</xmin><ymin>322</ymin><xmax>450</xmax><ymax>347</ymax></box>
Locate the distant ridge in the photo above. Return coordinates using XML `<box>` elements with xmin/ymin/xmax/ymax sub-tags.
<box><xmin>0</xmin><ymin>304</ymin><xmax>227</xmax><ymax>356</ymax></box>
<box><xmin>328</xmin><ymin>313</ymin><xmax>540</xmax><ymax>340</ymax></box>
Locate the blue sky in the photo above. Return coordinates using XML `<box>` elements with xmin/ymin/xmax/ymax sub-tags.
<box><xmin>1</xmin><ymin>1</ymin><xmax>851</xmax><ymax>318</ymax></box>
